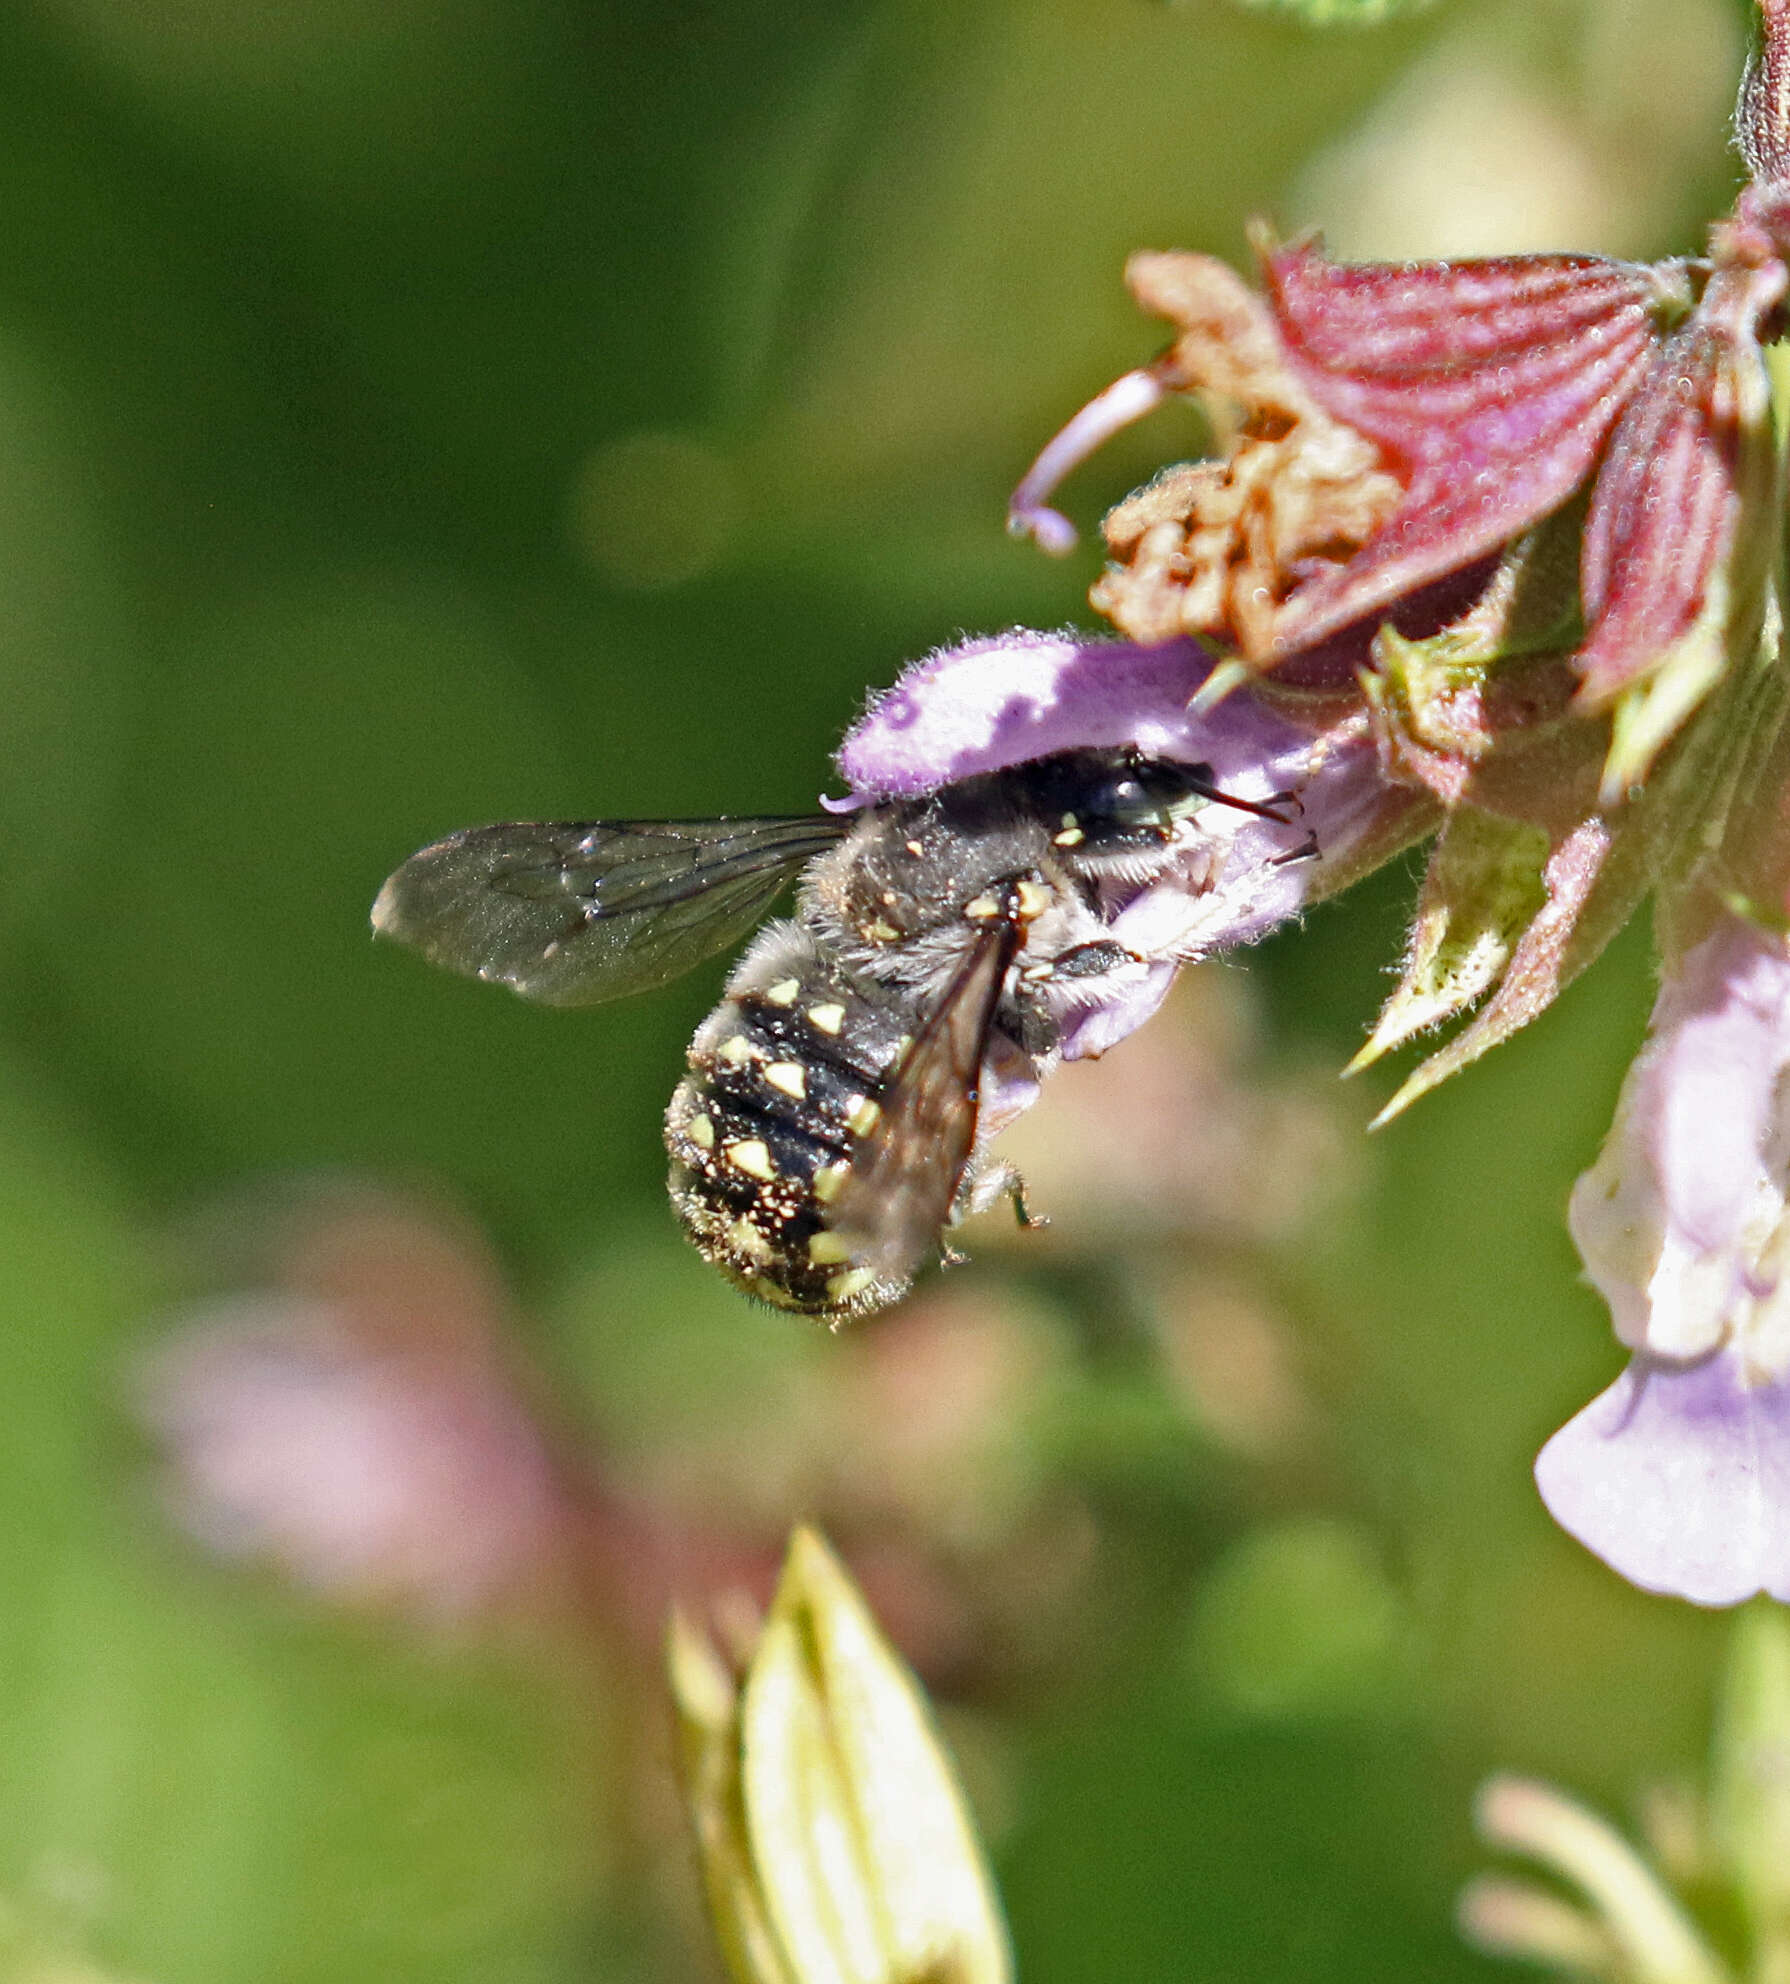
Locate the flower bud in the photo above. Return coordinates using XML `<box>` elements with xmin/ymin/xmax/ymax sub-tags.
<box><xmin>669</xmin><ymin>1526</ymin><xmax>1012</xmax><ymax>1984</ymax></box>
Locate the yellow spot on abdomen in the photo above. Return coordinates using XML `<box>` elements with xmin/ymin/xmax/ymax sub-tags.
<box><xmin>764</xmin><ymin>979</ymin><xmax>800</xmax><ymax>1006</ymax></box>
<box><xmin>726</xmin><ymin>1216</ymin><xmax>773</xmax><ymax>1263</ymax></box>
<box><xmin>812</xmin><ymin>1161</ymin><xmax>850</xmax><ymax>1204</ymax></box>
<box><xmin>764</xmin><ymin>1062</ymin><xmax>806</xmax><ymax>1099</ymax></box>
<box><xmin>725</xmin><ymin>1139</ymin><xmax>777</xmax><ymax>1180</ymax></box>
<box><xmin>807</xmin><ymin>1230</ymin><xmax>854</xmax><ymax>1265</ymax></box>
<box><xmin>845</xmin><ymin>1096</ymin><xmax>881</xmax><ymax>1138</ymax></box>
<box><xmin>807</xmin><ymin>1003</ymin><xmax>845</xmax><ymax>1035</ymax></box>
<box><xmin>687</xmin><ymin>1113</ymin><xmax>715</xmax><ymax>1148</ymax></box>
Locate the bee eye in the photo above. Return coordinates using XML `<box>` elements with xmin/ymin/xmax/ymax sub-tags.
<box><xmin>1082</xmin><ymin>772</ymin><xmax>1158</xmax><ymax>829</ymax></box>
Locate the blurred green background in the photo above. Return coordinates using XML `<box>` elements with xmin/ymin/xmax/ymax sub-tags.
<box><xmin>0</xmin><ymin>0</ymin><xmax>1762</xmax><ymax>1978</ymax></box>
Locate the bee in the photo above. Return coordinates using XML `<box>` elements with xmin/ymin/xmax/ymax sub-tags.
<box><xmin>372</xmin><ymin>747</ymin><xmax>1296</xmax><ymax>1320</ymax></box>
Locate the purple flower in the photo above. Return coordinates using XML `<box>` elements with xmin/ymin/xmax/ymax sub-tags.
<box><xmin>834</xmin><ymin>628</ymin><xmax>1435</xmax><ymax>1092</ymax></box>
<box><xmin>1537</xmin><ymin>914</ymin><xmax>1790</xmax><ymax>1603</ymax></box>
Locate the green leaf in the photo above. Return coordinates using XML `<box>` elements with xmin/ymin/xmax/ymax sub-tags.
<box><xmin>1349</xmin><ymin>808</ymin><xmax>1552</xmax><ymax>1073</ymax></box>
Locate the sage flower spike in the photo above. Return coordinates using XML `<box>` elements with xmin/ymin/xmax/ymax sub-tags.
<box><xmin>1002</xmin><ymin>0</ymin><xmax>1790</xmax><ymax>1596</ymax></box>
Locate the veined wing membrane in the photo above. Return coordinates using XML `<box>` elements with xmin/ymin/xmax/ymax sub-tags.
<box><xmin>372</xmin><ymin>816</ymin><xmax>848</xmax><ymax>1006</ymax></box>
<box><xmin>822</xmin><ymin>895</ymin><xmax>1026</xmax><ymax>1283</ymax></box>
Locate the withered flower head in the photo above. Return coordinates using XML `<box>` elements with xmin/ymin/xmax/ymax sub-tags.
<box><xmin>1013</xmin><ymin>182</ymin><xmax>1784</xmax><ymax>799</ymax></box>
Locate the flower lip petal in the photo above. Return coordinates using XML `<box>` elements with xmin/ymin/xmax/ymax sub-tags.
<box><xmin>1536</xmin><ymin>1350</ymin><xmax>1790</xmax><ymax>1606</ymax></box>
<box><xmin>837</xmin><ymin>629</ymin><xmax>1308</xmax><ymax>805</ymax></box>
<box><xmin>836</xmin><ymin>630</ymin><xmax>1218</xmax><ymax>798</ymax></box>
<box><xmin>1051</xmin><ymin>962</ymin><xmax>1177</xmax><ymax>1062</ymax></box>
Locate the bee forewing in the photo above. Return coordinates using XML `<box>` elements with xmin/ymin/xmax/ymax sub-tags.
<box><xmin>372</xmin><ymin>816</ymin><xmax>847</xmax><ymax>1008</ymax></box>
<box><xmin>821</xmin><ymin>907</ymin><xmax>1025</xmax><ymax>1283</ymax></box>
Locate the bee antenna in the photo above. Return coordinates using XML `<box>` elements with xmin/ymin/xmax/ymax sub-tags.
<box><xmin>1204</xmin><ymin>781</ymin><xmax>1303</xmax><ymax>824</ymax></box>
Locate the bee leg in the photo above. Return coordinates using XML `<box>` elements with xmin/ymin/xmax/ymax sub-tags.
<box><xmin>971</xmin><ymin>1160</ymin><xmax>1049</xmax><ymax>1233</ymax></box>
<box><xmin>1009</xmin><ymin>1175</ymin><xmax>1048</xmax><ymax>1232</ymax></box>
<box><xmin>1270</xmin><ymin>828</ymin><xmax>1321</xmax><ymax>866</ymax></box>
<box><xmin>1030</xmin><ymin>939</ymin><xmax>1146</xmax><ymax>983</ymax></box>
<box><xmin>938</xmin><ymin>1237</ymin><xmax>970</xmax><ymax>1269</ymax></box>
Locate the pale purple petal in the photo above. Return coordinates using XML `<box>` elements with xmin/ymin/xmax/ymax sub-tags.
<box><xmin>838</xmin><ymin>631</ymin><xmax>1254</xmax><ymax>796</ymax></box>
<box><xmin>1567</xmin><ymin>916</ymin><xmax>1790</xmax><ymax>1360</ymax></box>
<box><xmin>1054</xmin><ymin>962</ymin><xmax>1178</xmax><ymax>1061</ymax></box>
<box><xmin>1643</xmin><ymin>919</ymin><xmax>1790</xmax><ymax>1254</ymax></box>
<box><xmin>1536</xmin><ymin>1350</ymin><xmax>1790</xmax><ymax>1604</ymax></box>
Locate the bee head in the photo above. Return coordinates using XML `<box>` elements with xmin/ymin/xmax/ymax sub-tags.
<box><xmin>1032</xmin><ymin>748</ymin><xmax>1256</xmax><ymax>851</ymax></box>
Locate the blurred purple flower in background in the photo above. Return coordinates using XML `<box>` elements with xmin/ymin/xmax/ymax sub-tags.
<box><xmin>133</xmin><ymin>1184</ymin><xmax>590</xmax><ymax>1626</ymax></box>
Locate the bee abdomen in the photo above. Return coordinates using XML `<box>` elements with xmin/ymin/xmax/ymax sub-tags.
<box><xmin>664</xmin><ymin>953</ymin><xmax>910</xmax><ymax>1317</ymax></box>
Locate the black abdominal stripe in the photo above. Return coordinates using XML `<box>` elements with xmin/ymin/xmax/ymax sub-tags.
<box><xmin>664</xmin><ymin>948</ymin><xmax>912</xmax><ymax>1315</ymax></box>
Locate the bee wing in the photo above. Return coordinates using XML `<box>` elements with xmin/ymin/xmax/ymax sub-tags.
<box><xmin>823</xmin><ymin>901</ymin><xmax>1026</xmax><ymax>1284</ymax></box>
<box><xmin>372</xmin><ymin>816</ymin><xmax>849</xmax><ymax>1007</ymax></box>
